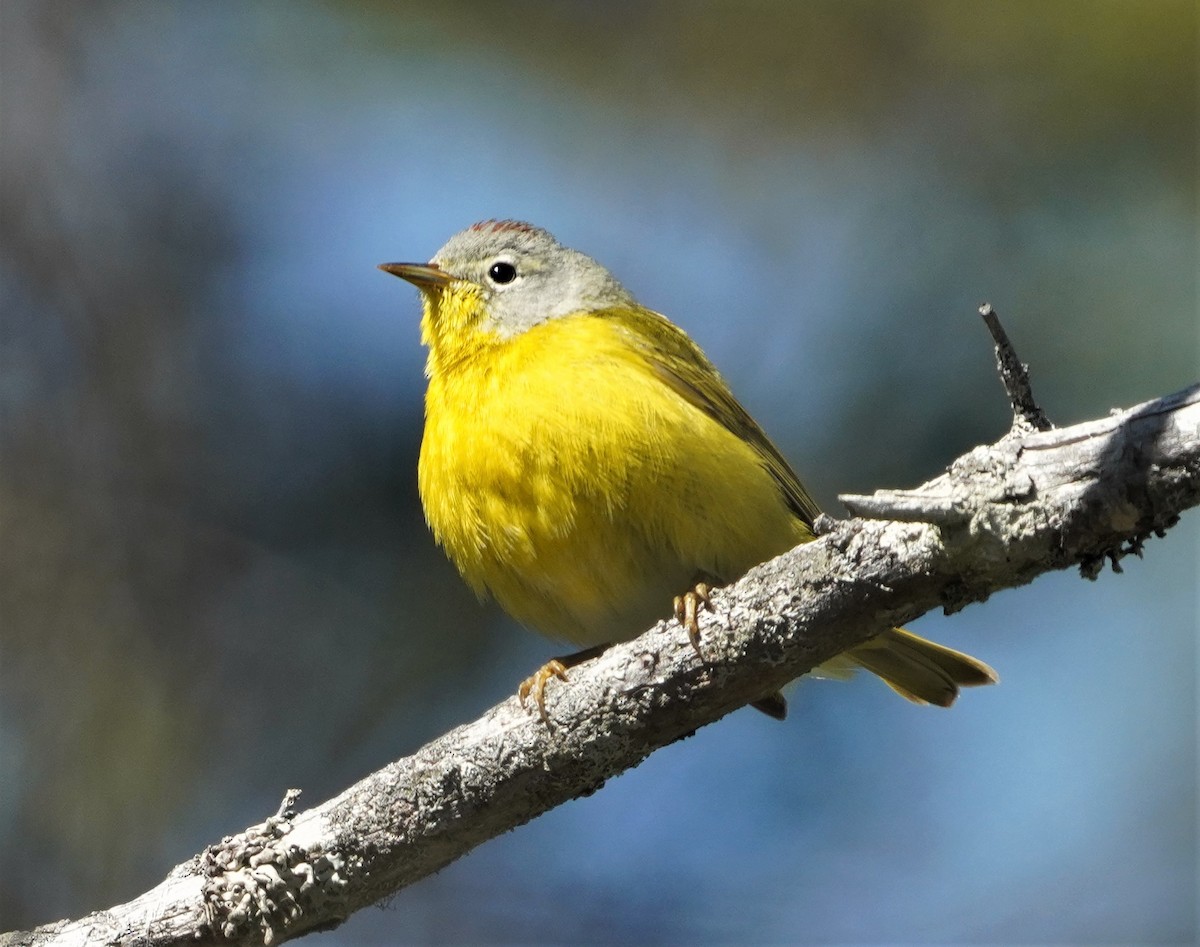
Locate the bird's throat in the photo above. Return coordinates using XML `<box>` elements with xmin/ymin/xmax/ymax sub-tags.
<box><xmin>420</xmin><ymin>285</ymin><xmax>505</xmax><ymax>379</ymax></box>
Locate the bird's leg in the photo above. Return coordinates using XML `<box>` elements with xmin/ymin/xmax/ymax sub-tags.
<box><xmin>673</xmin><ymin>577</ymin><xmax>716</xmax><ymax>656</ymax></box>
<box><xmin>518</xmin><ymin>644</ymin><xmax>607</xmax><ymax>721</ymax></box>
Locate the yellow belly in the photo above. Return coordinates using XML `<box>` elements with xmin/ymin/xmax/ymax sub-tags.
<box><xmin>418</xmin><ymin>313</ymin><xmax>810</xmax><ymax>647</ymax></box>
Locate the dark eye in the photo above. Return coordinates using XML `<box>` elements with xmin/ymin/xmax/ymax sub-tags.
<box><xmin>488</xmin><ymin>261</ymin><xmax>517</xmax><ymax>284</ymax></box>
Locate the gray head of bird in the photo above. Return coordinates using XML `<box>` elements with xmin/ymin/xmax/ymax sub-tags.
<box><xmin>380</xmin><ymin>220</ymin><xmax>635</xmax><ymax>338</ymax></box>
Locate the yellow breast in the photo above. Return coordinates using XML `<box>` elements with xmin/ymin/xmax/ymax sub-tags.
<box><xmin>418</xmin><ymin>311</ymin><xmax>809</xmax><ymax>646</ymax></box>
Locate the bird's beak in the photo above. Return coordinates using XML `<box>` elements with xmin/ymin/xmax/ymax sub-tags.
<box><xmin>377</xmin><ymin>262</ymin><xmax>454</xmax><ymax>287</ymax></box>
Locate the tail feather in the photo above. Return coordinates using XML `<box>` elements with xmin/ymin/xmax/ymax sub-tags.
<box><xmin>846</xmin><ymin>628</ymin><xmax>998</xmax><ymax>707</ymax></box>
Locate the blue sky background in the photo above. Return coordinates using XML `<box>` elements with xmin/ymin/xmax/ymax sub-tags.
<box><xmin>1</xmin><ymin>2</ymin><xmax>1195</xmax><ymax>943</ymax></box>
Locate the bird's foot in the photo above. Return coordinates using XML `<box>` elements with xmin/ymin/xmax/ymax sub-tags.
<box><xmin>673</xmin><ymin>581</ymin><xmax>713</xmax><ymax>656</ymax></box>
<box><xmin>518</xmin><ymin>659</ymin><xmax>569</xmax><ymax>721</ymax></box>
<box><xmin>517</xmin><ymin>645</ymin><xmax>607</xmax><ymax>722</ymax></box>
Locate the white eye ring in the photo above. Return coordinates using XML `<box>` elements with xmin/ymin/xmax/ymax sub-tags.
<box><xmin>487</xmin><ymin>260</ymin><xmax>518</xmax><ymax>285</ymax></box>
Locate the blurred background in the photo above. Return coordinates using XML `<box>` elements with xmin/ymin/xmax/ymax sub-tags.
<box><xmin>1</xmin><ymin>1</ymin><xmax>1195</xmax><ymax>943</ymax></box>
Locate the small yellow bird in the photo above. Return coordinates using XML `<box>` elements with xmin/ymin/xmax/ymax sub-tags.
<box><xmin>381</xmin><ymin>220</ymin><xmax>996</xmax><ymax>718</ymax></box>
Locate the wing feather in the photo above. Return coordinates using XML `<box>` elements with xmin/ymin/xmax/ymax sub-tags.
<box><xmin>600</xmin><ymin>307</ymin><xmax>822</xmax><ymax>527</ymax></box>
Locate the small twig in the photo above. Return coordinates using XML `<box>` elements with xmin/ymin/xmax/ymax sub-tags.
<box><xmin>839</xmin><ymin>490</ymin><xmax>968</xmax><ymax>526</ymax></box>
<box><xmin>979</xmin><ymin>303</ymin><xmax>1052</xmax><ymax>433</ymax></box>
<box><xmin>846</xmin><ymin>306</ymin><xmax>1052</xmax><ymax>526</ymax></box>
<box><xmin>276</xmin><ymin>789</ymin><xmax>302</xmax><ymax>820</ymax></box>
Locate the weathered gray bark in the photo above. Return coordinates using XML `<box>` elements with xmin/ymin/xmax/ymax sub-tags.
<box><xmin>4</xmin><ymin>368</ymin><xmax>1197</xmax><ymax>945</ymax></box>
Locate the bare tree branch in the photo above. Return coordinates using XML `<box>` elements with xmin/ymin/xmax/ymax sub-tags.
<box><xmin>5</xmin><ymin>321</ymin><xmax>1198</xmax><ymax>946</ymax></box>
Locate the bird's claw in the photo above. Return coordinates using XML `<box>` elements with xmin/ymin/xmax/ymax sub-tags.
<box><xmin>518</xmin><ymin>659</ymin><xmax>570</xmax><ymax>720</ymax></box>
<box><xmin>673</xmin><ymin>582</ymin><xmax>713</xmax><ymax>656</ymax></box>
